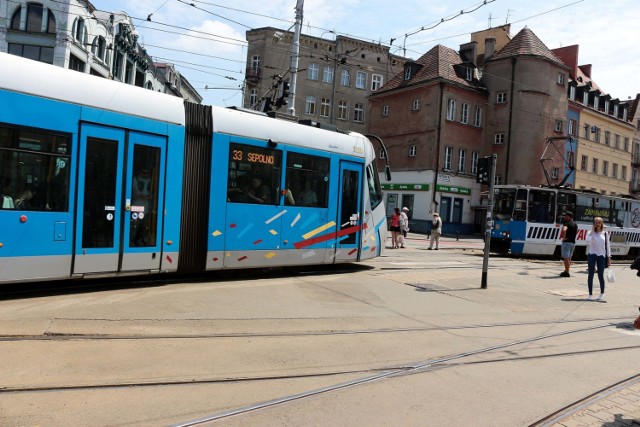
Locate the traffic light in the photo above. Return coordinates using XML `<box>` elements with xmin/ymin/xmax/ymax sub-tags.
<box><xmin>476</xmin><ymin>156</ymin><xmax>491</xmax><ymax>184</ymax></box>
<box><xmin>261</xmin><ymin>96</ymin><xmax>273</xmax><ymax>113</ymax></box>
<box><xmin>274</xmin><ymin>81</ymin><xmax>290</xmax><ymax>109</ymax></box>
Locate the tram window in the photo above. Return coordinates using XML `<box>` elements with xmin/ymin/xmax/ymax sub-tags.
<box><xmin>366</xmin><ymin>164</ymin><xmax>383</xmax><ymax>210</ymax></box>
<box><xmin>528</xmin><ymin>190</ymin><xmax>555</xmax><ymax>223</ymax></box>
<box><xmin>284</xmin><ymin>152</ymin><xmax>329</xmax><ymax>208</ymax></box>
<box><xmin>227</xmin><ymin>143</ymin><xmax>282</xmax><ymax>205</ymax></box>
<box><xmin>557</xmin><ymin>192</ymin><xmax>576</xmax><ymax>222</ymax></box>
<box><xmin>0</xmin><ymin>125</ymin><xmax>70</xmax><ymax>211</ymax></box>
<box><xmin>513</xmin><ymin>189</ymin><xmax>527</xmax><ymax>221</ymax></box>
<box><xmin>494</xmin><ymin>188</ymin><xmax>516</xmax><ymax>220</ymax></box>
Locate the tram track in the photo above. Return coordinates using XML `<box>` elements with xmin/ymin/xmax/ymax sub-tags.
<box><xmin>0</xmin><ymin>315</ymin><xmax>632</xmax><ymax>342</ymax></box>
<box><xmin>170</xmin><ymin>321</ymin><xmax>625</xmax><ymax>426</ymax></box>
<box><xmin>2</xmin><ymin>319</ymin><xmax>636</xmax><ymax>423</ymax></box>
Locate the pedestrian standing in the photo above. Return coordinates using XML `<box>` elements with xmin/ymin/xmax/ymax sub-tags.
<box><xmin>428</xmin><ymin>212</ymin><xmax>441</xmax><ymax>250</ymax></box>
<box><xmin>559</xmin><ymin>211</ymin><xmax>578</xmax><ymax>277</ymax></box>
<box><xmin>389</xmin><ymin>207</ymin><xmax>402</xmax><ymax>249</ymax></box>
<box><xmin>399</xmin><ymin>207</ymin><xmax>410</xmax><ymax>248</ymax></box>
<box><xmin>586</xmin><ymin>216</ymin><xmax>610</xmax><ymax>301</ymax></box>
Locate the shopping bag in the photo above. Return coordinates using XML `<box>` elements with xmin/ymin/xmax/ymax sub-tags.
<box><xmin>606</xmin><ymin>269</ymin><xmax>616</xmax><ymax>283</ymax></box>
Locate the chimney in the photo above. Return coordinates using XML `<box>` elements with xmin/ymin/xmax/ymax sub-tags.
<box><xmin>459</xmin><ymin>41</ymin><xmax>477</xmax><ymax>66</ymax></box>
<box><xmin>579</xmin><ymin>64</ymin><xmax>592</xmax><ymax>78</ymax></box>
<box><xmin>485</xmin><ymin>38</ymin><xmax>496</xmax><ymax>60</ymax></box>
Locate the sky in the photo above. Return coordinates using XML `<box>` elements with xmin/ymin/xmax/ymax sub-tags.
<box><xmin>88</xmin><ymin>0</ymin><xmax>640</xmax><ymax>108</ymax></box>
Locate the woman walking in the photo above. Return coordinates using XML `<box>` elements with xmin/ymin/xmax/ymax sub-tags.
<box><xmin>586</xmin><ymin>216</ymin><xmax>611</xmax><ymax>301</ymax></box>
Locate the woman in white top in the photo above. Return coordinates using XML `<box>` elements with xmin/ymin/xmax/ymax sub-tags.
<box><xmin>585</xmin><ymin>216</ymin><xmax>611</xmax><ymax>301</ymax></box>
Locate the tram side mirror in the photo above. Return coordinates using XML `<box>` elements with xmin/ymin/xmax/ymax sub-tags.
<box><xmin>385</xmin><ymin>165</ymin><xmax>392</xmax><ymax>182</ymax></box>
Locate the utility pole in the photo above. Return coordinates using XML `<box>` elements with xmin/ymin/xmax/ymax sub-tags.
<box><xmin>288</xmin><ymin>0</ymin><xmax>304</xmax><ymax>116</ymax></box>
<box><xmin>479</xmin><ymin>154</ymin><xmax>497</xmax><ymax>289</ymax></box>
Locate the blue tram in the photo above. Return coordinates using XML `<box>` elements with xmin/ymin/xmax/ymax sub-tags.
<box><xmin>0</xmin><ymin>52</ymin><xmax>388</xmax><ymax>284</ymax></box>
<box><xmin>490</xmin><ymin>185</ymin><xmax>640</xmax><ymax>259</ymax></box>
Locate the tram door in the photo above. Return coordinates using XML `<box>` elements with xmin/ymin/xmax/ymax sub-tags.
<box><xmin>334</xmin><ymin>161</ymin><xmax>363</xmax><ymax>262</ymax></box>
<box><xmin>73</xmin><ymin>124</ymin><xmax>166</xmax><ymax>275</ymax></box>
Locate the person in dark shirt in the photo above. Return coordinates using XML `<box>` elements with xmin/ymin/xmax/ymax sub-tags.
<box><xmin>559</xmin><ymin>211</ymin><xmax>578</xmax><ymax>277</ymax></box>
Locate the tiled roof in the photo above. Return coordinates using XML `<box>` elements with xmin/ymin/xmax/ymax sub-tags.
<box><xmin>376</xmin><ymin>44</ymin><xmax>485</xmax><ymax>93</ymax></box>
<box><xmin>488</xmin><ymin>27</ymin><xmax>565</xmax><ymax>67</ymax></box>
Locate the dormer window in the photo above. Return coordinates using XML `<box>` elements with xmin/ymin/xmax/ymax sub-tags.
<box><xmin>465</xmin><ymin>67</ymin><xmax>473</xmax><ymax>81</ymax></box>
<box><xmin>403</xmin><ymin>62</ymin><xmax>421</xmax><ymax>81</ymax></box>
<box><xmin>404</xmin><ymin>66</ymin><xmax>412</xmax><ymax>80</ymax></box>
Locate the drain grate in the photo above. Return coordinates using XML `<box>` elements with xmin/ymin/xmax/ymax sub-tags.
<box><xmin>409</xmin><ymin>283</ymin><xmax>444</xmax><ymax>291</ymax></box>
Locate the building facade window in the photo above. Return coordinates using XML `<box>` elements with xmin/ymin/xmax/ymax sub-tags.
<box><xmin>474</xmin><ymin>106</ymin><xmax>482</xmax><ymax>127</ymax></box>
<box><xmin>412</xmin><ymin>99</ymin><xmax>420</xmax><ymax>111</ymax></box>
<box><xmin>404</xmin><ymin>66</ymin><xmax>412</xmax><ymax>80</ymax></box>
<box><xmin>602</xmin><ymin>161</ymin><xmax>608</xmax><ymax>176</ymax></box>
<box><xmin>305</xmin><ymin>95</ymin><xmax>317</xmax><ymax>115</ymax></box>
<box><xmin>8</xmin><ymin>43</ymin><xmax>54</xmax><ymax>63</ymax></box>
<box><xmin>249</xmin><ymin>89</ymin><xmax>258</xmax><ymax>107</ymax></box>
<box><xmin>250</xmin><ymin>55</ymin><xmax>260</xmax><ymax>71</ymax></box>
<box><xmin>338</xmin><ymin>101</ymin><xmax>348</xmax><ymax>120</ymax></box>
<box><xmin>371</xmin><ymin>74</ymin><xmax>383</xmax><ymax>91</ymax></box>
<box><xmin>74</xmin><ymin>17</ymin><xmax>86</xmax><ymax>43</ymax></box>
<box><xmin>624</xmin><ymin>137</ymin><xmax>630</xmax><ymax>151</ymax></box>
<box><xmin>444</xmin><ymin>146</ymin><xmax>453</xmax><ymax>170</ymax></box>
<box><xmin>557</xmin><ymin>73</ymin><xmax>565</xmax><ymax>85</ymax></box>
<box><xmin>569</xmin><ymin>85</ymin><xmax>576</xmax><ymax>100</ymax></box>
<box><xmin>614</xmin><ymin>134</ymin><xmax>620</xmax><ymax>149</ymax></box>
<box><xmin>307</xmin><ymin>63</ymin><xmax>319</xmax><ymax>80</ymax></box>
<box><xmin>594</xmin><ymin>127</ymin><xmax>601</xmax><ymax>143</ymax></box>
<box><xmin>91</xmin><ymin>36</ymin><xmax>108</xmax><ymax>63</ymax></box>
<box><xmin>354</xmin><ymin>103</ymin><xmax>364</xmax><ymax>122</ymax></box>
<box><xmin>583</xmin><ymin>124</ymin><xmax>590</xmax><ymax>139</ymax></box>
<box><xmin>446</xmin><ymin>99</ymin><xmax>456</xmax><ymax>121</ymax></box>
<box><xmin>581</xmin><ymin>155</ymin><xmax>588</xmax><ymax>171</ymax></box>
<box><xmin>568</xmin><ymin>119</ymin><xmax>577</xmax><ymax>136</ymax></box>
<box><xmin>622</xmin><ymin>165</ymin><xmax>628</xmax><ymax>180</ymax></box>
<box><xmin>494</xmin><ymin>133</ymin><xmax>505</xmax><ymax>144</ymax></box>
<box><xmin>604</xmin><ymin>131</ymin><xmax>610</xmax><ymax>145</ymax></box>
<box><xmin>471</xmin><ymin>152</ymin><xmax>479</xmax><ymax>174</ymax></box>
<box><xmin>457</xmin><ymin>149</ymin><xmax>466</xmax><ymax>172</ymax></box>
<box><xmin>613</xmin><ymin>163</ymin><xmax>618</xmax><ymax>178</ymax></box>
<box><xmin>379</xmin><ymin>148</ymin><xmax>386</xmax><ymax>159</ymax></box>
<box><xmin>460</xmin><ymin>103</ymin><xmax>469</xmax><ymax>124</ymax></box>
<box><xmin>355</xmin><ymin>71</ymin><xmax>367</xmax><ymax>89</ymax></box>
<box><xmin>322</xmin><ymin>66</ymin><xmax>334</xmax><ymax>83</ymax></box>
<box><xmin>465</xmin><ymin>67</ymin><xmax>473</xmax><ymax>81</ymax></box>
<box><xmin>592</xmin><ymin>158</ymin><xmax>598</xmax><ymax>174</ymax></box>
<box><xmin>554</xmin><ymin>119</ymin><xmax>563</xmax><ymax>133</ymax></box>
<box><xmin>340</xmin><ymin>69</ymin><xmax>350</xmax><ymax>86</ymax></box>
<box><xmin>382</xmin><ymin>105</ymin><xmax>389</xmax><ymax>116</ymax></box>
<box><xmin>320</xmin><ymin>97</ymin><xmax>330</xmax><ymax>117</ymax></box>
<box><xmin>594</xmin><ymin>95</ymin><xmax>599</xmax><ymax>110</ymax></box>
<box><xmin>496</xmin><ymin>92</ymin><xmax>507</xmax><ymax>103</ymax></box>
<box><xmin>409</xmin><ymin>145</ymin><xmax>416</xmax><ymax>157</ymax></box>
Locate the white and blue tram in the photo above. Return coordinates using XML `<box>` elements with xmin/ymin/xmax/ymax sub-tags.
<box><xmin>491</xmin><ymin>185</ymin><xmax>640</xmax><ymax>259</ymax></box>
<box><xmin>0</xmin><ymin>52</ymin><xmax>388</xmax><ymax>284</ymax></box>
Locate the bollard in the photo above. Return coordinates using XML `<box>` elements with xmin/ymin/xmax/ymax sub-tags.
<box><xmin>456</xmin><ymin>230</ymin><xmax>459</xmax><ymax>241</ymax></box>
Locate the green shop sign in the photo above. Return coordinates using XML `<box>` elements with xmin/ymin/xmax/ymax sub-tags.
<box><xmin>436</xmin><ymin>184</ymin><xmax>471</xmax><ymax>195</ymax></box>
<box><xmin>381</xmin><ymin>183</ymin><xmax>430</xmax><ymax>191</ymax></box>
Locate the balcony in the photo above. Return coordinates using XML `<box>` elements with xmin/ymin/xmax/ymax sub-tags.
<box><xmin>245</xmin><ymin>66</ymin><xmax>261</xmax><ymax>84</ymax></box>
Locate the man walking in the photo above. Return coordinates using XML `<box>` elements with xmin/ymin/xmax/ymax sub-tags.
<box><xmin>560</xmin><ymin>211</ymin><xmax>578</xmax><ymax>277</ymax></box>
<box><xmin>428</xmin><ymin>212</ymin><xmax>442</xmax><ymax>250</ymax></box>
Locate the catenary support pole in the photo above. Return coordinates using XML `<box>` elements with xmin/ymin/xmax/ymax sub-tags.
<box><xmin>481</xmin><ymin>154</ymin><xmax>497</xmax><ymax>289</ymax></box>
